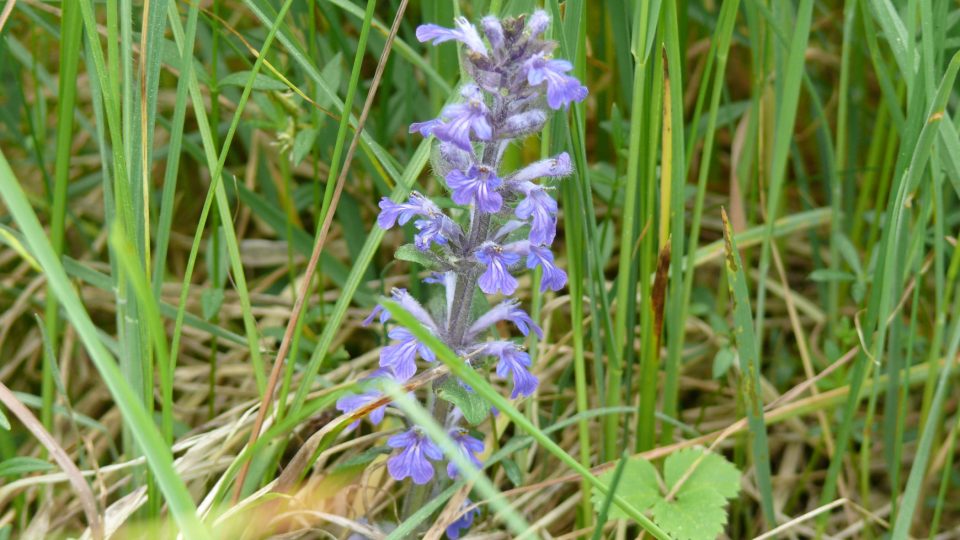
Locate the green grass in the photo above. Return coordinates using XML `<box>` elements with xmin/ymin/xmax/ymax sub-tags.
<box><xmin>0</xmin><ymin>0</ymin><xmax>959</xmax><ymax>538</ymax></box>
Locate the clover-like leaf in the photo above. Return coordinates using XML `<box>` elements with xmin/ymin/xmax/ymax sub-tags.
<box><xmin>592</xmin><ymin>455</ymin><xmax>661</xmax><ymax>520</ymax></box>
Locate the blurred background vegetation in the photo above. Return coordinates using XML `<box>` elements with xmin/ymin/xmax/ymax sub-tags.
<box><xmin>0</xmin><ymin>0</ymin><xmax>959</xmax><ymax>538</ymax></box>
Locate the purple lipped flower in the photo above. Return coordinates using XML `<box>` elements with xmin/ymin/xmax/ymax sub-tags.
<box><xmin>446</xmin><ymin>499</ymin><xmax>480</xmax><ymax>539</ymax></box>
<box><xmin>391</xmin><ymin>288</ymin><xmax>439</xmax><ymax>332</ymax></box>
<box><xmin>408</xmin><ymin>117</ymin><xmax>443</xmax><ymax>138</ymax></box>
<box><xmin>509</xmin><ymin>152</ymin><xmax>573</xmax><ymax>184</ymax></box>
<box><xmin>335</xmin><ymin>368</ymin><xmax>398</xmax><ymax>430</ymax></box>
<box><xmin>416</xmin><ymin>17</ymin><xmax>488</xmax><ymax>57</ymax></box>
<box><xmin>423</xmin><ymin>272</ymin><xmax>446</xmax><ymax>284</ymax></box>
<box><xmin>483</xmin><ymin>341</ymin><xmax>538</xmax><ymax>398</ymax></box>
<box><xmin>380</xmin><ymin>327</ymin><xmax>436</xmax><ymax>381</ymax></box>
<box><xmin>468</xmin><ymin>300</ymin><xmax>543</xmax><ymax>340</ymax></box>
<box><xmin>500</xmin><ymin>109</ymin><xmax>547</xmax><ymax>139</ymax></box>
<box><xmin>377</xmin><ymin>192</ymin><xmax>439</xmax><ymax>230</ymax></box>
<box><xmin>492</xmin><ymin>220</ymin><xmax>527</xmax><ymax>242</ymax></box>
<box><xmin>362</xmin><ymin>304</ymin><xmax>390</xmax><ymax>326</ymax></box>
<box><xmin>415</xmin><ymin>85</ymin><xmax>492</xmax><ymax>151</ymax></box>
<box><xmin>446</xmin><ymin>165</ymin><xmax>503</xmax><ymax>213</ymax></box>
<box><xmin>527</xmin><ymin>10</ymin><xmax>550</xmax><ymax>37</ymax></box>
<box><xmin>515</xmin><ymin>183</ymin><xmax>559</xmax><ymax>245</ymax></box>
<box><xmin>386</xmin><ymin>428</ymin><xmax>443</xmax><ymax>485</ymax></box>
<box><xmin>475</xmin><ymin>243</ymin><xmax>521</xmax><ymax>296</ymax></box>
<box><xmin>480</xmin><ymin>16</ymin><xmax>505</xmax><ymax>51</ymax></box>
<box><xmin>413</xmin><ymin>214</ymin><xmax>454</xmax><ymax>251</ymax></box>
<box><xmin>446</xmin><ymin>427</ymin><xmax>485</xmax><ymax>478</ymax></box>
<box><xmin>504</xmin><ymin>305</ymin><xmax>542</xmax><ymax>339</ymax></box>
<box><xmin>524</xmin><ymin>52</ymin><xmax>588</xmax><ymax>110</ymax></box>
<box><xmin>527</xmin><ymin>244</ymin><xmax>567</xmax><ymax>292</ymax></box>
<box><xmin>438</xmin><ymin>141</ymin><xmax>474</xmax><ymax>173</ymax></box>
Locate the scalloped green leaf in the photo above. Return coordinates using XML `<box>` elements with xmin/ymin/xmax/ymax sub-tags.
<box><xmin>592</xmin><ymin>455</ymin><xmax>661</xmax><ymax>519</ymax></box>
<box><xmin>651</xmin><ymin>486</ymin><xmax>729</xmax><ymax>540</ymax></box>
<box><xmin>592</xmin><ymin>449</ymin><xmax>741</xmax><ymax>538</ymax></box>
<box><xmin>664</xmin><ymin>448</ymin><xmax>741</xmax><ymax>500</ymax></box>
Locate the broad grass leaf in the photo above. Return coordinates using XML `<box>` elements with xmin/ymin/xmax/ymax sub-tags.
<box><xmin>218</xmin><ymin>71</ymin><xmax>287</xmax><ymax>91</ymax></box>
<box><xmin>0</xmin><ymin>457</ymin><xmax>55</xmax><ymax>477</ymax></box>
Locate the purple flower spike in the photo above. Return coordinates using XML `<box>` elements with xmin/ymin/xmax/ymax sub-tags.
<box><xmin>446</xmin><ymin>165</ymin><xmax>503</xmax><ymax>213</ymax></box>
<box><xmin>515</xmin><ymin>184</ymin><xmax>559</xmax><ymax>245</ymax></box>
<box><xmin>524</xmin><ymin>52</ymin><xmax>588</xmax><ymax>110</ymax></box>
<box><xmin>379</xmin><ymin>327</ymin><xmax>436</xmax><ymax>381</ymax></box>
<box><xmin>416</xmin><ymin>17</ymin><xmax>488</xmax><ymax>57</ymax></box>
<box><xmin>446</xmin><ymin>499</ymin><xmax>480</xmax><ymax>539</ymax></box>
<box><xmin>377</xmin><ymin>192</ymin><xmax>439</xmax><ymax>230</ymax></box>
<box><xmin>476</xmin><ymin>243</ymin><xmax>521</xmax><ymax>296</ymax></box>
<box><xmin>446</xmin><ymin>427</ymin><xmax>485</xmax><ymax>478</ymax></box>
<box><xmin>527</xmin><ymin>244</ymin><xmax>567</xmax><ymax>292</ymax></box>
<box><xmin>387</xmin><ymin>428</ymin><xmax>443</xmax><ymax>485</ymax></box>
<box><xmin>485</xmin><ymin>341</ymin><xmax>538</xmax><ymax>398</ymax></box>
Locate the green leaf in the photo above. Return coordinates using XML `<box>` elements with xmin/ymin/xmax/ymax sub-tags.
<box><xmin>852</xmin><ymin>281</ymin><xmax>867</xmax><ymax>304</ymax></box>
<box><xmin>333</xmin><ymin>446</ymin><xmax>391</xmax><ymax>472</ymax></box>
<box><xmin>651</xmin><ymin>486</ymin><xmax>729</xmax><ymax>540</ymax></box>
<box><xmin>436</xmin><ymin>377</ymin><xmax>490</xmax><ymax>426</ymax></box>
<box><xmin>592</xmin><ymin>455</ymin><xmax>661</xmax><ymax>520</ymax></box>
<box><xmin>290</xmin><ymin>128</ymin><xmax>317</xmax><ymax>167</ymax></box>
<box><xmin>218</xmin><ymin>71</ymin><xmax>287</xmax><ymax>91</ymax></box>
<box><xmin>712</xmin><ymin>348</ymin><xmax>735</xmax><ymax>379</ymax></box>
<box><xmin>835</xmin><ymin>234</ymin><xmax>862</xmax><ymax>275</ymax></box>
<box><xmin>0</xmin><ymin>457</ymin><xmax>56</xmax><ymax>477</ymax></box>
<box><xmin>592</xmin><ymin>450</ymin><xmax>741</xmax><ymax>537</ymax></box>
<box><xmin>0</xmin><ymin>406</ymin><xmax>9</xmax><ymax>431</ymax></box>
<box><xmin>501</xmin><ymin>457</ymin><xmax>523</xmax><ymax>487</ymax></box>
<box><xmin>200</xmin><ymin>288</ymin><xmax>224</xmax><ymax>321</ymax></box>
<box><xmin>809</xmin><ymin>269</ymin><xmax>857</xmax><ymax>283</ymax></box>
<box><xmin>316</xmin><ymin>53</ymin><xmax>344</xmax><ymax>109</ymax></box>
<box><xmin>664</xmin><ymin>448</ymin><xmax>741</xmax><ymax>500</ymax></box>
<box><xmin>395</xmin><ymin>244</ymin><xmax>442</xmax><ymax>269</ymax></box>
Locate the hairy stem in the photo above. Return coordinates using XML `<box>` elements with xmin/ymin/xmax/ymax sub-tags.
<box><xmin>446</xmin><ymin>141</ymin><xmax>502</xmax><ymax>346</ymax></box>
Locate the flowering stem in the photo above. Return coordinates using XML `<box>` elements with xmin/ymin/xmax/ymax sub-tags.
<box><xmin>447</xmin><ymin>141</ymin><xmax>501</xmax><ymax>346</ymax></box>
